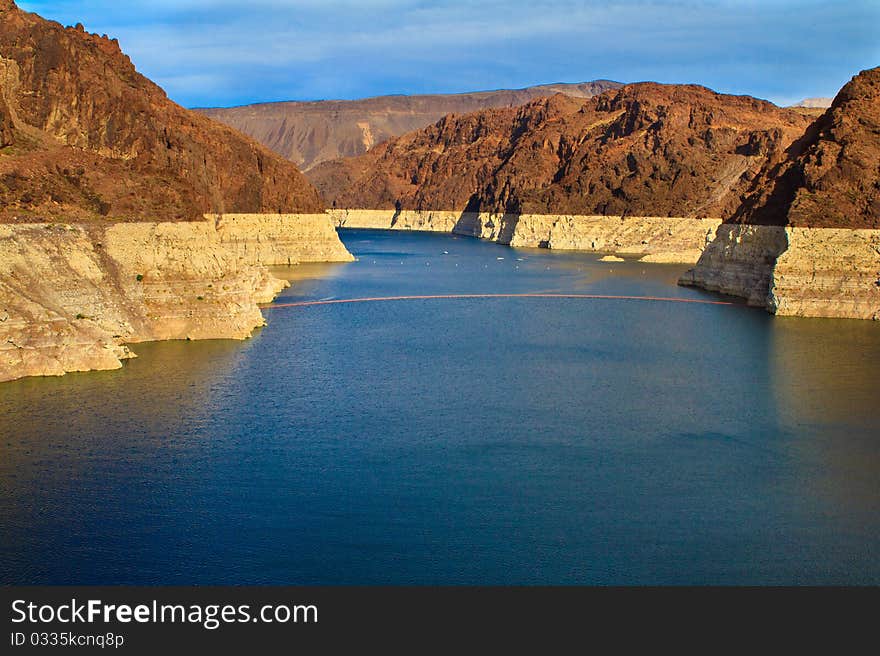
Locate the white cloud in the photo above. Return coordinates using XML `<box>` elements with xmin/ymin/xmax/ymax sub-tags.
<box><xmin>16</xmin><ymin>1</ymin><xmax>880</xmax><ymax>107</ymax></box>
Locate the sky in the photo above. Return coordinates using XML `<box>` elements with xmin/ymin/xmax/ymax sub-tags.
<box><xmin>16</xmin><ymin>1</ymin><xmax>880</xmax><ymax>109</ymax></box>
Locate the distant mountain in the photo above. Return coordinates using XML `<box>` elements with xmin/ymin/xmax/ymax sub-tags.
<box><xmin>197</xmin><ymin>81</ymin><xmax>623</xmax><ymax>171</ymax></box>
<box><xmin>791</xmin><ymin>97</ymin><xmax>834</xmax><ymax>108</ymax></box>
<box><xmin>787</xmin><ymin>97</ymin><xmax>834</xmax><ymax>118</ymax></box>
<box><xmin>0</xmin><ymin>0</ymin><xmax>322</xmax><ymax>222</ymax></box>
<box><xmin>307</xmin><ymin>83</ymin><xmax>811</xmax><ymax>218</ymax></box>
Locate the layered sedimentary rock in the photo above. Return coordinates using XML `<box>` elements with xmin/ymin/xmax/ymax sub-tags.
<box><xmin>0</xmin><ymin>221</ymin><xmax>285</xmax><ymax>382</ymax></box>
<box><xmin>0</xmin><ymin>211</ymin><xmax>352</xmax><ymax>381</ymax></box>
<box><xmin>211</xmin><ymin>213</ymin><xmax>355</xmax><ymax>265</ymax></box>
<box><xmin>682</xmin><ymin>67</ymin><xmax>880</xmax><ymax>319</ymax></box>
<box><xmin>769</xmin><ymin>229</ymin><xmax>880</xmax><ymax>319</ymax></box>
<box><xmin>679</xmin><ymin>224</ymin><xmax>789</xmax><ymax>306</ymax></box>
<box><xmin>198</xmin><ymin>81</ymin><xmax>622</xmax><ymax>170</ymax></box>
<box><xmin>680</xmin><ymin>225</ymin><xmax>880</xmax><ymax>319</ymax></box>
<box><xmin>0</xmin><ymin>0</ymin><xmax>323</xmax><ymax>221</ymax></box>
<box><xmin>330</xmin><ymin>209</ymin><xmax>719</xmax><ymax>262</ymax></box>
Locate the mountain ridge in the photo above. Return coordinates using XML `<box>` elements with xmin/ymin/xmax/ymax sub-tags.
<box><xmin>0</xmin><ymin>0</ymin><xmax>323</xmax><ymax>222</ymax></box>
<box><xmin>197</xmin><ymin>80</ymin><xmax>623</xmax><ymax>170</ymax></box>
<box><xmin>307</xmin><ymin>82</ymin><xmax>812</xmax><ymax>219</ymax></box>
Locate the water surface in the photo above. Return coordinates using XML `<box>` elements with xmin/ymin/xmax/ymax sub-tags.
<box><xmin>1</xmin><ymin>229</ymin><xmax>878</xmax><ymax>584</ymax></box>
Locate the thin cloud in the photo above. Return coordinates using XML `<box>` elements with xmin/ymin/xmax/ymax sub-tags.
<box><xmin>17</xmin><ymin>1</ymin><xmax>880</xmax><ymax>107</ymax></box>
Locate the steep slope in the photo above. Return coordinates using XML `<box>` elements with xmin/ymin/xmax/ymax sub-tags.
<box><xmin>197</xmin><ymin>81</ymin><xmax>622</xmax><ymax>170</ymax></box>
<box><xmin>731</xmin><ymin>69</ymin><xmax>880</xmax><ymax>230</ymax></box>
<box><xmin>0</xmin><ymin>85</ymin><xmax>12</xmax><ymax>147</ymax></box>
<box><xmin>0</xmin><ymin>0</ymin><xmax>323</xmax><ymax>221</ymax></box>
<box><xmin>681</xmin><ymin>67</ymin><xmax>880</xmax><ymax>319</ymax></box>
<box><xmin>0</xmin><ymin>0</ymin><xmax>351</xmax><ymax>382</ymax></box>
<box><xmin>309</xmin><ymin>83</ymin><xmax>811</xmax><ymax>218</ymax></box>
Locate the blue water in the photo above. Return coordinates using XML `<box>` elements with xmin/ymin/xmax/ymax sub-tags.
<box><xmin>1</xmin><ymin>229</ymin><xmax>879</xmax><ymax>584</ymax></box>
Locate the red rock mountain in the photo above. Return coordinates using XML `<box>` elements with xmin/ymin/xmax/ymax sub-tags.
<box><xmin>0</xmin><ymin>0</ymin><xmax>323</xmax><ymax>222</ymax></box>
<box><xmin>308</xmin><ymin>83</ymin><xmax>812</xmax><ymax>218</ymax></box>
<box><xmin>0</xmin><ymin>85</ymin><xmax>13</xmax><ymax>148</ymax></box>
<box><xmin>197</xmin><ymin>81</ymin><xmax>622</xmax><ymax>171</ymax></box>
<box><xmin>729</xmin><ymin>66</ymin><xmax>880</xmax><ymax>229</ymax></box>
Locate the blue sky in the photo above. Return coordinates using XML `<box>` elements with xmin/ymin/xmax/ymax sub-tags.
<box><xmin>17</xmin><ymin>1</ymin><xmax>880</xmax><ymax>108</ymax></box>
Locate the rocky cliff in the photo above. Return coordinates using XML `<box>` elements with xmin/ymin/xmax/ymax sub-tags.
<box><xmin>0</xmin><ymin>220</ymin><xmax>281</xmax><ymax>381</ymax></box>
<box><xmin>197</xmin><ymin>81</ymin><xmax>622</xmax><ymax>171</ymax></box>
<box><xmin>316</xmin><ymin>83</ymin><xmax>809</xmax><ymax>263</ymax></box>
<box><xmin>308</xmin><ymin>83</ymin><xmax>811</xmax><ymax>218</ymax></box>
<box><xmin>0</xmin><ymin>213</ymin><xmax>354</xmax><ymax>382</ymax></box>
<box><xmin>0</xmin><ymin>0</ymin><xmax>323</xmax><ymax>221</ymax></box>
<box><xmin>330</xmin><ymin>209</ymin><xmax>719</xmax><ymax>263</ymax></box>
<box><xmin>211</xmin><ymin>213</ymin><xmax>355</xmax><ymax>265</ymax></box>
<box><xmin>0</xmin><ymin>1</ymin><xmax>353</xmax><ymax>381</ymax></box>
<box><xmin>681</xmin><ymin>67</ymin><xmax>880</xmax><ymax>319</ymax></box>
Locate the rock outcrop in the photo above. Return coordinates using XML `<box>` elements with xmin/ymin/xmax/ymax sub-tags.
<box><xmin>211</xmin><ymin>213</ymin><xmax>355</xmax><ymax>265</ymax></box>
<box><xmin>681</xmin><ymin>67</ymin><xmax>880</xmax><ymax>319</ymax></box>
<box><xmin>0</xmin><ymin>1</ymin><xmax>353</xmax><ymax>381</ymax></box>
<box><xmin>0</xmin><ymin>0</ymin><xmax>323</xmax><ymax>221</ymax></box>
<box><xmin>309</xmin><ymin>83</ymin><xmax>811</xmax><ymax>217</ymax></box>
<box><xmin>0</xmin><ymin>212</ymin><xmax>354</xmax><ymax>382</ymax></box>
<box><xmin>0</xmin><ymin>221</ymin><xmax>279</xmax><ymax>381</ymax></box>
<box><xmin>197</xmin><ymin>81</ymin><xmax>622</xmax><ymax>171</ymax></box>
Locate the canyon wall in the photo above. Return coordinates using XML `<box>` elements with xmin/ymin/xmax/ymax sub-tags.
<box><xmin>198</xmin><ymin>81</ymin><xmax>622</xmax><ymax>171</ymax></box>
<box><xmin>0</xmin><ymin>214</ymin><xmax>352</xmax><ymax>382</ymax></box>
<box><xmin>0</xmin><ymin>0</ymin><xmax>324</xmax><ymax>222</ymax></box>
<box><xmin>680</xmin><ymin>225</ymin><xmax>880</xmax><ymax>319</ymax></box>
<box><xmin>678</xmin><ymin>224</ymin><xmax>789</xmax><ymax>307</ymax></box>
<box><xmin>211</xmin><ymin>213</ymin><xmax>355</xmax><ymax>265</ymax></box>
<box><xmin>310</xmin><ymin>85</ymin><xmax>810</xmax><ymax>218</ymax></box>
<box><xmin>330</xmin><ymin>209</ymin><xmax>720</xmax><ymax>263</ymax></box>
<box><xmin>681</xmin><ymin>67</ymin><xmax>880</xmax><ymax>319</ymax></box>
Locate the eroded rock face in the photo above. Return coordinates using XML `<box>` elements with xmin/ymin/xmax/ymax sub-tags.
<box><xmin>0</xmin><ymin>0</ymin><xmax>323</xmax><ymax>221</ymax></box>
<box><xmin>0</xmin><ymin>86</ymin><xmax>12</xmax><ymax>148</ymax></box>
<box><xmin>679</xmin><ymin>224</ymin><xmax>789</xmax><ymax>307</ymax></box>
<box><xmin>731</xmin><ymin>67</ymin><xmax>880</xmax><ymax>230</ymax></box>
<box><xmin>680</xmin><ymin>224</ymin><xmax>880</xmax><ymax>319</ymax></box>
<box><xmin>0</xmin><ymin>211</ymin><xmax>354</xmax><ymax>381</ymax></box>
<box><xmin>198</xmin><ymin>81</ymin><xmax>623</xmax><ymax>171</ymax></box>
<box><xmin>328</xmin><ymin>209</ymin><xmax>720</xmax><ymax>263</ymax></box>
<box><xmin>0</xmin><ymin>221</ymin><xmax>287</xmax><ymax>382</ymax></box>
<box><xmin>682</xmin><ymin>68</ymin><xmax>880</xmax><ymax>319</ymax></box>
<box><xmin>769</xmin><ymin>229</ymin><xmax>880</xmax><ymax>319</ymax></box>
<box><xmin>211</xmin><ymin>214</ymin><xmax>355</xmax><ymax>265</ymax></box>
<box><xmin>309</xmin><ymin>83</ymin><xmax>811</xmax><ymax>218</ymax></box>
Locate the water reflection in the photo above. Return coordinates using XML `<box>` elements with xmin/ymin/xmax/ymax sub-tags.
<box><xmin>770</xmin><ymin>317</ymin><xmax>880</xmax><ymax>520</ymax></box>
<box><xmin>0</xmin><ymin>230</ymin><xmax>878</xmax><ymax>584</ymax></box>
<box><xmin>770</xmin><ymin>317</ymin><xmax>880</xmax><ymax>426</ymax></box>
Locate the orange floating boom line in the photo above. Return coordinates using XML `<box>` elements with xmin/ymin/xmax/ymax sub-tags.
<box><xmin>262</xmin><ymin>293</ymin><xmax>738</xmax><ymax>309</ymax></box>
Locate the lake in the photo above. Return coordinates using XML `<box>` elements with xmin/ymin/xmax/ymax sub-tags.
<box><xmin>1</xmin><ymin>228</ymin><xmax>878</xmax><ymax>584</ymax></box>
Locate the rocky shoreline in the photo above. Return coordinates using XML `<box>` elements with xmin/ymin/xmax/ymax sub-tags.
<box><xmin>0</xmin><ymin>214</ymin><xmax>352</xmax><ymax>382</ymax></box>
<box><xmin>680</xmin><ymin>225</ymin><xmax>880</xmax><ymax>320</ymax></box>
<box><xmin>331</xmin><ymin>209</ymin><xmax>878</xmax><ymax>319</ymax></box>
<box><xmin>329</xmin><ymin>209</ymin><xmax>720</xmax><ymax>264</ymax></box>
